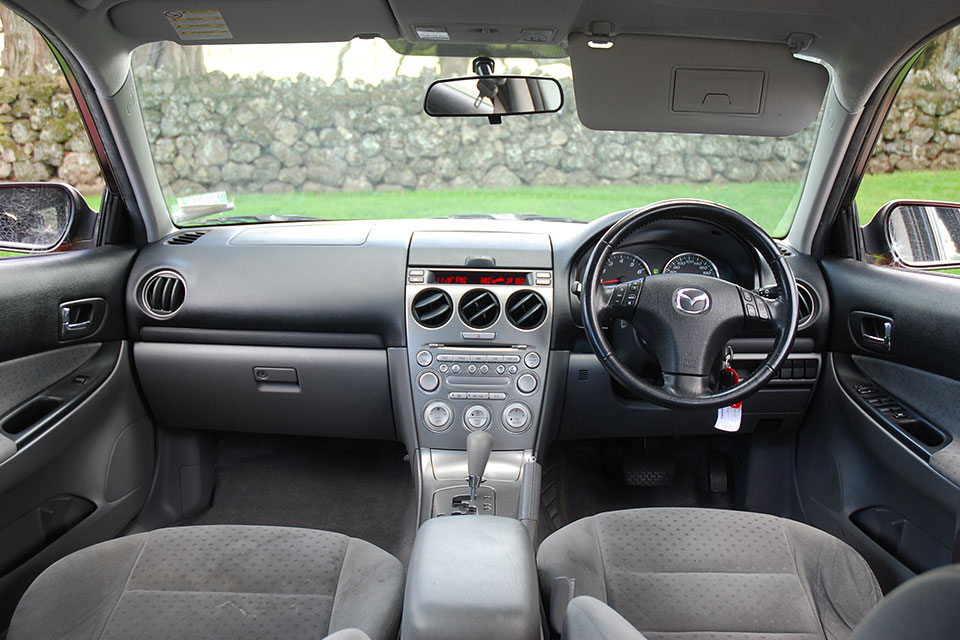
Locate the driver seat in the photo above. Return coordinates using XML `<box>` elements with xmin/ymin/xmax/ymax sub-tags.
<box><xmin>537</xmin><ymin>508</ymin><xmax>881</xmax><ymax>640</ymax></box>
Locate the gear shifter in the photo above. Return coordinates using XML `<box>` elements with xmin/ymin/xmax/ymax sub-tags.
<box><xmin>466</xmin><ymin>430</ymin><xmax>494</xmax><ymax>505</ymax></box>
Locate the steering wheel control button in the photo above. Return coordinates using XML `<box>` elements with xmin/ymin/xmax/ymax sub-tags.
<box><xmin>757</xmin><ymin>301</ymin><xmax>770</xmax><ymax>320</ymax></box>
<box><xmin>502</xmin><ymin>402</ymin><xmax>532</xmax><ymax>433</ymax></box>
<box><xmin>523</xmin><ymin>351</ymin><xmax>541</xmax><ymax>369</ymax></box>
<box><xmin>423</xmin><ymin>401</ymin><xmax>453</xmax><ymax>432</ymax></box>
<box><xmin>517</xmin><ymin>373</ymin><xmax>538</xmax><ymax>394</ymax></box>
<box><xmin>418</xmin><ymin>371</ymin><xmax>440</xmax><ymax>392</ymax></box>
<box><xmin>464</xmin><ymin>405</ymin><xmax>491</xmax><ymax>431</ymax></box>
<box><xmin>416</xmin><ymin>350</ymin><xmax>433</xmax><ymax>366</ymax></box>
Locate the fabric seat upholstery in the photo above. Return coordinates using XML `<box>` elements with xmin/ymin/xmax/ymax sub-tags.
<box><xmin>537</xmin><ymin>508</ymin><xmax>881</xmax><ymax>640</ymax></box>
<box><xmin>8</xmin><ymin>525</ymin><xmax>404</xmax><ymax>640</ymax></box>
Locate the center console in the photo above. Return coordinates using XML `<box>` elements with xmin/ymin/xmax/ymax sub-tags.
<box><xmin>405</xmin><ymin>231</ymin><xmax>552</xmax><ymax>521</ymax></box>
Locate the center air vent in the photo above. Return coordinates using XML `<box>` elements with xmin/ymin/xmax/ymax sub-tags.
<box><xmin>139</xmin><ymin>270</ymin><xmax>186</xmax><ymax>319</ymax></box>
<box><xmin>506</xmin><ymin>290</ymin><xmax>547</xmax><ymax>330</ymax></box>
<box><xmin>459</xmin><ymin>289</ymin><xmax>500</xmax><ymax>329</ymax></box>
<box><xmin>412</xmin><ymin>288</ymin><xmax>453</xmax><ymax>328</ymax></box>
<box><xmin>796</xmin><ymin>281</ymin><xmax>820</xmax><ymax>329</ymax></box>
<box><xmin>166</xmin><ymin>230</ymin><xmax>206</xmax><ymax>245</ymax></box>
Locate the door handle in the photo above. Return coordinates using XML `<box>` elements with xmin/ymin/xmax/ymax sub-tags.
<box><xmin>58</xmin><ymin>298</ymin><xmax>106</xmax><ymax>340</ymax></box>
<box><xmin>849</xmin><ymin>311</ymin><xmax>894</xmax><ymax>353</ymax></box>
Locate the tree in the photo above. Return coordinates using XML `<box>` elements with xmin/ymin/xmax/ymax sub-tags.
<box><xmin>131</xmin><ymin>41</ymin><xmax>207</xmax><ymax>77</ymax></box>
<box><xmin>0</xmin><ymin>7</ymin><xmax>59</xmax><ymax>76</ymax></box>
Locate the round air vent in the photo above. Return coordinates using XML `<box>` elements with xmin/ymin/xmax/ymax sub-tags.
<box><xmin>139</xmin><ymin>270</ymin><xmax>186</xmax><ymax>319</ymax></box>
<box><xmin>459</xmin><ymin>289</ymin><xmax>500</xmax><ymax>329</ymax></box>
<box><xmin>412</xmin><ymin>288</ymin><xmax>453</xmax><ymax>328</ymax></box>
<box><xmin>796</xmin><ymin>280</ymin><xmax>820</xmax><ymax>330</ymax></box>
<box><xmin>506</xmin><ymin>290</ymin><xmax>547</xmax><ymax>330</ymax></box>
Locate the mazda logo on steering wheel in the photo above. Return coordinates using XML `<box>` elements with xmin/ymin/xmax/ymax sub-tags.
<box><xmin>674</xmin><ymin>288</ymin><xmax>710</xmax><ymax>314</ymax></box>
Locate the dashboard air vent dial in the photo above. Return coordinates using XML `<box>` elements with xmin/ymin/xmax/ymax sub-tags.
<box><xmin>506</xmin><ymin>290</ymin><xmax>547</xmax><ymax>330</ymax></box>
<box><xmin>412</xmin><ymin>288</ymin><xmax>453</xmax><ymax>328</ymax></box>
<box><xmin>459</xmin><ymin>289</ymin><xmax>500</xmax><ymax>329</ymax></box>
<box><xmin>140</xmin><ymin>270</ymin><xmax>186</xmax><ymax>319</ymax></box>
<box><xmin>796</xmin><ymin>281</ymin><xmax>820</xmax><ymax>329</ymax></box>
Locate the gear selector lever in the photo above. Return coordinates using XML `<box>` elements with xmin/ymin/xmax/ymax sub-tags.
<box><xmin>466</xmin><ymin>430</ymin><xmax>494</xmax><ymax>505</ymax></box>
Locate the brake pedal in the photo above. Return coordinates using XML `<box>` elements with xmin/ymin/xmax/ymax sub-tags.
<box><xmin>622</xmin><ymin>455</ymin><xmax>675</xmax><ymax>487</ymax></box>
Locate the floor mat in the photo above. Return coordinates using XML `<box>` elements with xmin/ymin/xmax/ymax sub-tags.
<box><xmin>539</xmin><ymin>439</ymin><xmax>735</xmax><ymax>541</ymax></box>
<box><xmin>180</xmin><ymin>434</ymin><xmax>417</xmax><ymax>564</ymax></box>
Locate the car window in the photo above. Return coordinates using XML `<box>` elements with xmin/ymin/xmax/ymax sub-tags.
<box><xmin>856</xmin><ymin>24</ymin><xmax>960</xmax><ymax>276</ymax></box>
<box><xmin>131</xmin><ymin>39</ymin><xmax>825</xmax><ymax>236</ymax></box>
<box><xmin>0</xmin><ymin>6</ymin><xmax>102</xmax><ymax>259</ymax></box>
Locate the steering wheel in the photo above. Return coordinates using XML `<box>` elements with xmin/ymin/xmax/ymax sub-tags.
<box><xmin>582</xmin><ymin>200</ymin><xmax>798</xmax><ymax>410</ymax></box>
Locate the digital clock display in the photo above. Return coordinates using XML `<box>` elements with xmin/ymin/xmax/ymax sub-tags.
<box><xmin>432</xmin><ymin>271</ymin><xmax>530</xmax><ymax>285</ymax></box>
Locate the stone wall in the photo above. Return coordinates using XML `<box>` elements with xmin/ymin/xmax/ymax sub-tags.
<box><xmin>3</xmin><ymin>66</ymin><xmax>960</xmax><ymax>196</ymax></box>
<box><xmin>867</xmin><ymin>70</ymin><xmax>960</xmax><ymax>173</ymax></box>
<box><xmin>0</xmin><ymin>74</ymin><xmax>102</xmax><ymax>191</ymax></box>
<box><xmin>133</xmin><ymin>69</ymin><xmax>817</xmax><ymax>196</ymax></box>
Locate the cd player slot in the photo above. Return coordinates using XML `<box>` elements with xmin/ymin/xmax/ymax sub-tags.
<box><xmin>445</xmin><ymin>376</ymin><xmax>511</xmax><ymax>388</ymax></box>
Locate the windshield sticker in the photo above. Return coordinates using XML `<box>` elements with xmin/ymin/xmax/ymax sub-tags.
<box><xmin>174</xmin><ymin>191</ymin><xmax>235</xmax><ymax>222</ymax></box>
<box><xmin>164</xmin><ymin>10</ymin><xmax>233</xmax><ymax>41</ymax></box>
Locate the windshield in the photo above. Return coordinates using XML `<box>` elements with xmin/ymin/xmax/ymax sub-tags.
<box><xmin>131</xmin><ymin>39</ymin><xmax>824</xmax><ymax>236</ymax></box>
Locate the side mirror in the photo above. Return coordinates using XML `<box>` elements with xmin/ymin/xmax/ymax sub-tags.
<box><xmin>423</xmin><ymin>76</ymin><xmax>563</xmax><ymax>120</ymax></box>
<box><xmin>863</xmin><ymin>200</ymin><xmax>960</xmax><ymax>269</ymax></box>
<box><xmin>0</xmin><ymin>182</ymin><xmax>91</xmax><ymax>254</ymax></box>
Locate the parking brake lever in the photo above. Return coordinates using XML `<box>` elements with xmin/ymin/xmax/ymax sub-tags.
<box><xmin>466</xmin><ymin>430</ymin><xmax>493</xmax><ymax>505</ymax></box>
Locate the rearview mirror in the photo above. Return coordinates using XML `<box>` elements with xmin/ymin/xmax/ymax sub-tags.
<box><xmin>423</xmin><ymin>76</ymin><xmax>563</xmax><ymax>119</ymax></box>
<box><xmin>0</xmin><ymin>182</ymin><xmax>87</xmax><ymax>253</ymax></box>
<box><xmin>864</xmin><ymin>200</ymin><xmax>960</xmax><ymax>269</ymax></box>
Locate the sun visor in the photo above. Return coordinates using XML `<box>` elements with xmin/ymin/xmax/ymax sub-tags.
<box><xmin>109</xmin><ymin>0</ymin><xmax>400</xmax><ymax>44</ymax></box>
<box><xmin>568</xmin><ymin>33</ymin><xmax>828</xmax><ymax>137</ymax></box>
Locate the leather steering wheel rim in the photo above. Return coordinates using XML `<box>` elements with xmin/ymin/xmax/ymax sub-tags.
<box><xmin>582</xmin><ymin>199</ymin><xmax>798</xmax><ymax>410</ymax></box>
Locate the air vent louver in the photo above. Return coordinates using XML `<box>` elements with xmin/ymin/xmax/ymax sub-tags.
<box><xmin>412</xmin><ymin>288</ymin><xmax>453</xmax><ymax>328</ymax></box>
<box><xmin>776</xmin><ymin>243</ymin><xmax>795</xmax><ymax>257</ymax></box>
<box><xmin>140</xmin><ymin>270</ymin><xmax>186</xmax><ymax>319</ymax></box>
<box><xmin>459</xmin><ymin>289</ymin><xmax>500</xmax><ymax>329</ymax></box>
<box><xmin>166</xmin><ymin>230</ymin><xmax>206</xmax><ymax>245</ymax></box>
<box><xmin>796</xmin><ymin>281</ymin><xmax>819</xmax><ymax>329</ymax></box>
<box><xmin>506</xmin><ymin>290</ymin><xmax>547</xmax><ymax>330</ymax></box>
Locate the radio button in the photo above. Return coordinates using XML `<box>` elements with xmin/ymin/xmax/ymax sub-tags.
<box><xmin>505</xmin><ymin>355</ymin><xmax>521</xmax><ymax>363</ymax></box>
<box><xmin>437</xmin><ymin>354</ymin><xmax>454</xmax><ymax>362</ymax></box>
<box><xmin>523</xmin><ymin>352</ymin><xmax>541</xmax><ymax>369</ymax></box>
<box><xmin>416</xmin><ymin>350</ymin><xmax>433</xmax><ymax>367</ymax></box>
<box><xmin>490</xmin><ymin>392</ymin><xmax>507</xmax><ymax>400</ymax></box>
<box><xmin>438</xmin><ymin>364</ymin><xmax>449</xmax><ymax>373</ymax></box>
<box><xmin>479</xmin><ymin>364</ymin><xmax>489</xmax><ymax>374</ymax></box>
<box><xmin>448</xmin><ymin>392</ymin><xmax>467</xmax><ymax>399</ymax></box>
<box><xmin>517</xmin><ymin>373</ymin><xmax>538</xmax><ymax>394</ymax></box>
<box><xmin>508</xmin><ymin>365</ymin><xmax>518</xmax><ymax>374</ymax></box>
<box><xmin>467</xmin><ymin>392</ymin><xmax>489</xmax><ymax>399</ymax></box>
<box><xmin>418</xmin><ymin>371</ymin><xmax>440</xmax><ymax>392</ymax></box>
<box><xmin>451</xmin><ymin>364</ymin><xmax>462</xmax><ymax>374</ymax></box>
<box><xmin>464</xmin><ymin>405</ymin><xmax>491</xmax><ymax>430</ymax></box>
<box><xmin>496</xmin><ymin>364</ymin><xmax>506</xmax><ymax>375</ymax></box>
<box><xmin>467</xmin><ymin>364</ymin><xmax>478</xmax><ymax>374</ymax></box>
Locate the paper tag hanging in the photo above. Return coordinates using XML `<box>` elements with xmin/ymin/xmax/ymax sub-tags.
<box><xmin>714</xmin><ymin>367</ymin><xmax>743</xmax><ymax>432</ymax></box>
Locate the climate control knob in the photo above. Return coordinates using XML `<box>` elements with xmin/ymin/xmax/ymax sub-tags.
<box><xmin>517</xmin><ymin>373</ymin><xmax>538</xmax><ymax>394</ymax></box>
<box><xmin>423</xmin><ymin>401</ymin><xmax>453</xmax><ymax>432</ymax></box>
<box><xmin>418</xmin><ymin>371</ymin><xmax>440</xmax><ymax>392</ymax></box>
<box><xmin>463</xmin><ymin>404</ymin><xmax>491</xmax><ymax>431</ymax></box>
<box><xmin>502</xmin><ymin>402</ymin><xmax>532</xmax><ymax>433</ymax></box>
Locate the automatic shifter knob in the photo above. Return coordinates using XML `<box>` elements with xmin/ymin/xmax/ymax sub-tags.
<box><xmin>466</xmin><ymin>430</ymin><xmax>494</xmax><ymax>504</ymax></box>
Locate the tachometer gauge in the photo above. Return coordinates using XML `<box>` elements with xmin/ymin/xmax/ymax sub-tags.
<box><xmin>599</xmin><ymin>251</ymin><xmax>650</xmax><ymax>285</ymax></box>
<box><xmin>663</xmin><ymin>252</ymin><xmax>719</xmax><ymax>278</ymax></box>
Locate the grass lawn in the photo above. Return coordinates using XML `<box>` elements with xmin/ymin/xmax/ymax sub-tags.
<box><xmin>3</xmin><ymin>168</ymin><xmax>960</xmax><ymax>260</ymax></box>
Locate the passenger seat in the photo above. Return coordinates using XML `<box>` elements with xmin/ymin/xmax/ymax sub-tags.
<box><xmin>7</xmin><ymin>525</ymin><xmax>404</xmax><ymax>640</ymax></box>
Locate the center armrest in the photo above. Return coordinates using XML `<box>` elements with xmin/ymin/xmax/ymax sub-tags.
<box><xmin>401</xmin><ymin>515</ymin><xmax>540</xmax><ymax>640</ymax></box>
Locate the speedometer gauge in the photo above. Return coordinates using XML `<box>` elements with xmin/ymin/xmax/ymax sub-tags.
<box><xmin>599</xmin><ymin>252</ymin><xmax>650</xmax><ymax>285</ymax></box>
<box><xmin>663</xmin><ymin>252</ymin><xmax>719</xmax><ymax>278</ymax></box>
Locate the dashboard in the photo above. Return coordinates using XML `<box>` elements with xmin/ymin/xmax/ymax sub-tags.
<box><xmin>123</xmin><ymin>210</ymin><xmax>830</xmax><ymax>455</ymax></box>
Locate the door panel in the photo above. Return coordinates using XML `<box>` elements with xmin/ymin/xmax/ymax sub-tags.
<box><xmin>0</xmin><ymin>248</ymin><xmax>154</xmax><ymax>627</ymax></box>
<box><xmin>797</xmin><ymin>256</ymin><xmax>960</xmax><ymax>590</ymax></box>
